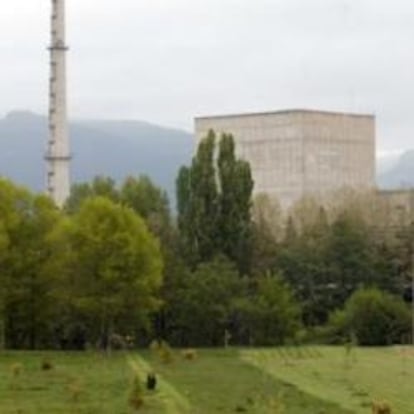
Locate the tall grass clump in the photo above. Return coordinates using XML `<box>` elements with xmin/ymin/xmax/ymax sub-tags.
<box><xmin>9</xmin><ymin>362</ymin><xmax>24</xmax><ymax>390</ymax></box>
<box><xmin>10</xmin><ymin>363</ymin><xmax>23</xmax><ymax>377</ymax></box>
<box><xmin>182</xmin><ymin>348</ymin><xmax>198</xmax><ymax>361</ymax></box>
<box><xmin>128</xmin><ymin>375</ymin><xmax>144</xmax><ymax>410</ymax></box>
<box><xmin>67</xmin><ymin>378</ymin><xmax>83</xmax><ymax>403</ymax></box>
<box><xmin>372</xmin><ymin>400</ymin><xmax>392</xmax><ymax>413</ymax></box>
<box><xmin>158</xmin><ymin>340</ymin><xmax>174</xmax><ymax>364</ymax></box>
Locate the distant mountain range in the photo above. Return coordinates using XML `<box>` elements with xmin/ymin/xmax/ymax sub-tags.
<box><xmin>0</xmin><ymin>111</ymin><xmax>194</xmax><ymax>205</ymax></box>
<box><xmin>377</xmin><ymin>150</ymin><xmax>414</xmax><ymax>189</ymax></box>
<box><xmin>0</xmin><ymin>111</ymin><xmax>413</xmax><ymax>204</ymax></box>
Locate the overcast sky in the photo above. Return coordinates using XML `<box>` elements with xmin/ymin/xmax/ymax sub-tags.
<box><xmin>1</xmin><ymin>0</ymin><xmax>414</xmax><ymax>153</ymax></box>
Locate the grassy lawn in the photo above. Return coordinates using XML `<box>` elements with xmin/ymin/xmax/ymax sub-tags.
<box><xmin>242</xmin><ymin>346</ymin><xmax>414</xmax><ymax>414</ymax></box>
<box><xmin>0</xmin><ymin>351</ymin><xmax>164</xmax><ymax>414</ymax></box>
<box><xmin>0</xmin><ymin>348</ymin><xmax>352</xmax><ymax>414</ymax></box>
<box><xmin>10</xmin><ymin>346</ymin><xmax>414</xmax><ymax>413</ymax></box>
<box><xmin>142</xmin><ymin>348</ymin><xmax>351</xmax><ymax>413</ymax></box>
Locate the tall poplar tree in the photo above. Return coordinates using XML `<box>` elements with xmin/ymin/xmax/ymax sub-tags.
<box><xmin>217</xmin><ymin>133</ymin><xmax>254</xmax><ymax>274</ymax></box>
<box><xmin>176</xmin><ymin>130</ymin><xmax>254</xmax><ymax>273</ymax></box>
<box><xmin>176</xmin><ymin>131</ymin><xmax>218</xmax><ymax>266</ymax></box>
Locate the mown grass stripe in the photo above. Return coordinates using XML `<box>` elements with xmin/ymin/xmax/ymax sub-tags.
<box><xmin>241</xmin><ymin>347</ymin><xmax>414</xmax><ymax>414</ymax></box>
<box><xmin>128</xmin><ymin>354</ymin><xmax>191</xmax><ymax>414</ymax></box>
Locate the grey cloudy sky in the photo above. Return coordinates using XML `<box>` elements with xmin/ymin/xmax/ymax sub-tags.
<box><xmin>1</xmin><ymin>0</ymin><xmax>414</xmax><ymax>153</ymax></box>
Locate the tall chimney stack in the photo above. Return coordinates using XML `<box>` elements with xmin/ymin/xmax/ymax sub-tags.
<box><xmin>46</xmin><ymin>0</ymin><xmax>71</xmax><ymax>207</ymax></box>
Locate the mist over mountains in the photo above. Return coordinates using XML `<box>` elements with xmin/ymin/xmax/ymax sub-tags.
<box><xmin>0</xmin><ymin>111</ymin><xmax>194</xmax><ymax>204</ymax></box>
<box><xmin>377</xmin><ymin>150</ymin><xmax>414</xmax><ymax>189</ymax></box>
<box><xmin>0</xmin><ymin>111</ymin><xmax>413</xmax><ymax>204</ymax></box>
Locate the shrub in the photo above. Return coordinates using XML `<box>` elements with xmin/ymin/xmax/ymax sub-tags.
<box><xmin>10</xmin><ymin>363</ymin><xmax>23</xmax><ymax>377</ymax></box>
<box><xmin>182</xmin><ymin>349</ymin><xmax>198</xmax><ymax>360</ymax></box>
<box><xmin>41</xmin><ymin>359</ymin><xmax>53</xmax><ymax>371</ymax></box>
<box><xmin>149</xmin><ymin>339</ymin><xmax>161</xmax><ymax>353</ymax></box>
<box><xmin>109</xmin><ymin>333</ymin><xmax>128</xmax><ymax>350</ymax></box>
<box><xmin>328</xmin><ymin>288</ymin><xmax>410</xmax><ymax>346</ymax></box>
<box><xmin>236</xmin><ymin>273</ymin><xmax>302</xmax><ymax>346</ymax></box>
<box><xmin>372</xmin><ymin>400</ymin><xmax>392</xmax><ymax>413</ymax></box>
<box><xmin>159</xmin><ymin>341</ymin><xmax>174</xmax><ymax>364</ymax></box>
<box><xmin>129</xmin><ymin>376</ymin><xmax>144</xmax><ymax>410</ymax></box>
<box><xmin>146</xmin><ymin>373</ymin><xmax>157</xmax><ymax>391</ymax></box>
<box><xmin>266</xmin><ymin>397</ymin><xmax>285</xmax><ymax>414</ymax></box>
<box><xmin>67</xmin><ymin>378</ymin><xmax>82</xmax><ymax>402</ymax></box>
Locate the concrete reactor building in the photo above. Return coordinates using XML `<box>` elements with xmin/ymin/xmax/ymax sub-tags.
<box><xmin>195</xmin><ymin>109</ymin><xmax>376</xmax><ymax>208</ymax></box>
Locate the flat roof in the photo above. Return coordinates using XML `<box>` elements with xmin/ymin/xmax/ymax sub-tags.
<box><xmin>195</xmin><ymin>108</ymin><xmax>375</xmax><ymax>121</ymax></box>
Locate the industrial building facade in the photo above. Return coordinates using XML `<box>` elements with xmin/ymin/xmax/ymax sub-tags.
<box><xmin>195</xmin><ymin>110</ymin><xmax>376</xmax><ymax>208</ymax></box>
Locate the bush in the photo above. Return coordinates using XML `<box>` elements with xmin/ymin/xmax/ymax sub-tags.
<box><xmin>10</xmin><ymin>363</ymin><xmax>23</xmax><ymax>377</ymax></box>
<box><xmin>372</xmin><ymin>400</ymin><xmax>392</xmax><ymax>414</ymax></box>
<box><xmin>182</xmin><ymin>349</ymin><xmax>198</xmax><ymax>360</ymax></box>
<box><xmin>159</xmin><ymin>341</ymin><xmax>174</xmax><ymax>364</ymax></box>
<box><xmin>328</xmin><ymin>288</ymin><xmax>410</xmax><ymax>346</ymax></box>
<box><xmin>67</xmin><ymin>378</ymin><xmax>83</xmax><ymax>402</ymax></box>
<box><xmin>129</xmin><ymin>376</ymin><xmax>144</xmax><ymax>410</ymax></box>
<box><xmin>149</xmin><ymin>339</ymin><xmax>161</xmax><ymax>353</ymax></box>
<box><xmin>41</xmin><ymin>359</ymin><xmax>53</xmax><ymax>371</ymax></box>
<box><xmin>236</xmin><ymin>273</ymin><xmax>302</xmax><ymax>346</ymax></box>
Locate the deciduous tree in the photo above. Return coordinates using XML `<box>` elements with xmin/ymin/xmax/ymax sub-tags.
<box><xmin>51</xmin><ymin>197</ymin><xmax>163</xmax><ymax>348</ymax></box>
<box><xmin>176</xmin><ymin>131</ymin><xmax>254</xmax><ymax>273</ymax></box>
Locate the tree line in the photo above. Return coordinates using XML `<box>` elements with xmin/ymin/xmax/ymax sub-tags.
<box><xmin>0</xmin><ymin>130</ymin><xmax>412</xmax><ymax>349</ymax></box>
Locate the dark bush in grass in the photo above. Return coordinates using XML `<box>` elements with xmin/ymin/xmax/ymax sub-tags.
<box><xmin>328</xmin><ymin>288</ymin><xmax>410</xmax><ymax>346</ymax></box>
<box><xmin>41</xmin><ymin>359</ymin><xmax>53</xmax><ymax>371</ymax></box>
<box><xmin>372</xmin><ymin>400</ymin><xmax>392</xmax><ymax>414</ymax></box>
<box><xmin>129</xmin><ymin>376</ymin><xmax>144</xmax><ymax>410</ymax></box>
<box><xmin>182</xmin><ymin>348</ymin><xmax>198</xmax><ymax>360</ymax></box>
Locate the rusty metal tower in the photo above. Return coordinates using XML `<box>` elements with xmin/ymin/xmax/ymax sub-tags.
<box><xmin>46</xmin><ymin>0</ymin><xmax>71</xmax><ymax>207</ymax></box>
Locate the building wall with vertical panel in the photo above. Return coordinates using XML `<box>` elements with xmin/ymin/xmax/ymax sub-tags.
<box><xmin>195</xmin><ymin>109</ymin><xmax>376</xmax><ymax>208</ymax></box>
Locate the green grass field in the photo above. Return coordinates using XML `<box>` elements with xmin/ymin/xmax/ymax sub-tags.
<box><xmin>242</xmin><ymin>346</ymin><xmax>414</xmax><ymax>413</ymax></box>
<box><xmin>0</xmin><ymin>346</ymin><xmax>412</xmax><ymax>413</ymax></box>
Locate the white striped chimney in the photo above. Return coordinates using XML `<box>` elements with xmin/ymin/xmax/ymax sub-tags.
<box><xmin>46</xmin><ymin>0</ymin><xmax>71</xmax><ymax>207</ymax></box>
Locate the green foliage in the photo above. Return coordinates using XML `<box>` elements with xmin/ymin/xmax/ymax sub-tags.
<box><xmin>50</xmin><ymin>196</ymin><xmax>163</xmax><ymax>347</ymax></box>
<box><xmin>0</xmin><ymin>350</ymin><xmax>354</xmax><ymax>414</ymax></box>
<box><xmin>277</xmin><ymin>207</ymin><xmax>332</xmax><ymax>325</ymax></box>
<box><xmin>176</xmin><ymin>131</ymin><xmax>218</xmax><ymax>266</ymax></box>
<box><xmin>176</xmin><ymin>131</ymin><xmax>254</xmax><ymax>272</ymax></box>
<box><xmin>165</xmin><ymin>256</ymin><xmax>245</xmax><ymax>346</ymax></box>
<box><xmin>0</xmin><ymin>178</ymin><xmax>63</xmax><ymax>349</ymax></box>
<box><xmin>41</xmin><ymin>359</ymin><xmax>54</xmax><ymax>371</ymax></box>
<box><xmin>326</xmin><ymin>213</ymin><xmax>378</xmax><ymax>298</ymax></box>
<box><xmin>217</xmin><ymin>133</ymin><xmax>254</xmax><ymax>274</ymax></box>
<box><xmin>393</xmin><ymin>222</ymin><xmax>414</xmax><ymax>297</ymax></box>
<box><xmin>278</xmin><ymin>206</ymin><xmax>402</xmax><ymax>326</ymax></box>
<box><xmin>250</xmin><ymin>194</ymin><xmax>282</xmax><ymax>275</ymax></box>
<box><xmin>328</xmin><ymin>288</ymin><xmax>411</xmax><ymax>345</ymax></box>
<box><xmin>120</xmin><ymin>175</ymin><xmax>170</xmax><ymax>240</ymax></box>
<box><xmin>1</xmin><ymin>169</ymin><xmax>412</xmax><ymax>350</ymax></box>
<box><xmin>65</xmin><ymin>176</ymin><xmax>119</xmax><ymax>213</ymax></box>
<box><xmin>0</xmin><ymin>176</ymin><xmax>174</xmax><ymax>349</ymax></box>
<box><xmin>163</xmin><ymin>259</ymin><xmax>300</xmax><ymax>347</ymax></box>
<box><xmin>158</xmin><ymin>340</ymin><xmax>174</xmax><ymax>364</ymax></box>
<box><xmin>235</xmin><ymin>273</ymin><xmax>302</xmax><ymax>346</ymax></box>
<box><xmin>67</xmin><ymin>175</ymin><xmax>171</xmax><ymax>235</ymax></box>
<box><xmin>243</xmin><ymin>347</ymin><xmax>414</xmax><ymax>413</ymax></box>
<box><xmin>128</xmin><ymin>375</ymin><xmax>144</xmax><ymax>410</ymax></box>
